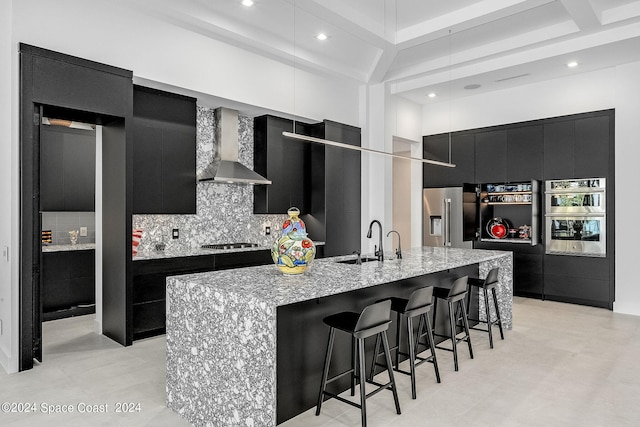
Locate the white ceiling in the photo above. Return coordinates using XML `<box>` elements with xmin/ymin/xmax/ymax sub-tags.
<box><xmin>131</xmin><ymin>0</ymin><xmax>640</xmax><ymax>105</ymax></box>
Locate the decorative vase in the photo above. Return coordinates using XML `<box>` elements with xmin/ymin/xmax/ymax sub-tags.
<box><xmin>271</xmin><ymin>207</ymin><xmax>316</xmax><ymax>275</ymax></box>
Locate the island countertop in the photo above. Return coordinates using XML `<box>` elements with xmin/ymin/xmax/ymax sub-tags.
<box><xmin>166</xmin><ymin>246</ymin><xmax>511</xmax><ymax>308</ymax></box>
<box><xmin>166</xmin><ymin>246</ymin><xmax>513</xmax><ymax>426</ymax></box>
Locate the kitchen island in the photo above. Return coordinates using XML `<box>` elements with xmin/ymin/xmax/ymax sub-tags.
<box><xmin>166</xmin><ymin>247</ymin><xmax>512</xmax><ymax>426</ymax></box>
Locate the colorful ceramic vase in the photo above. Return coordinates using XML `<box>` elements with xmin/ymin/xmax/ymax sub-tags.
<box><xmin>271</xmin><ymin>207</ymin><xmax>316</xmax><ymax>275</ymax></box>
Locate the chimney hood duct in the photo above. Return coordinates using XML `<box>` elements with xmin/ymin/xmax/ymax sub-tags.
<box><xmin>197</xmin><ymin>107</ymin><xmax>271</xmax><ymax>185</ymax></box>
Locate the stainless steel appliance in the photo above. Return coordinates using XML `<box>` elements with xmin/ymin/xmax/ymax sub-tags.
<box><xmin>423</xmin><ymin>187</ymin><xmax>474</xmax><ymax>248</ymax></box>
<box><xmin>545</xmin><ymin>178</ymin><xmax>606</xmax><ymax>257</ymax></box>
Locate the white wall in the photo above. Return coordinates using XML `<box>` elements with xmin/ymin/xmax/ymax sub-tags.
<box><xmin>0</xmin><ymin>0</ymin><xmax>18</xmax><ymax>373</ymax></box>
<box><xmin>422</xmin><ymin>65</ymin><xmax>639</xmax><ymax>316</ymax></box>
<box><xmin>11</xmin><ymin>0</ymin><xmax>360</xmax><ymax>126</ymax></box>
<box><xmin>612</xmin><ymin>61</ymin><xmax>640</xmax><ymax>316</ymax></box>
<box><xmin>2</xmin><ymin>0</ymin><xmax>362</xmax><ymax>374</ymax></box>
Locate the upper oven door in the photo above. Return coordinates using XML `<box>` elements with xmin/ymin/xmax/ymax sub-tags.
<box><xmin>545</xmin><ymin>215</ymin><xmax>606</xmax><ymax>257</ymax></box>
<box><xmin>545</xmin><ymin>190</ymin><xmax>606</xmax><ymax>214</ymax></box>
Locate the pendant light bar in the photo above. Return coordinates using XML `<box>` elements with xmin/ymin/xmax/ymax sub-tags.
<box><xmin>282</xmin><ymin>131</ymin><xmax>456</xmax><ymax>168</ymax></box>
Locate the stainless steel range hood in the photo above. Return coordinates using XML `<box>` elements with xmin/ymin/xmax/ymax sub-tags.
<box><xmin>198</xmin><ymin>107</ymin><xmax>271</xmax><ymax>185</ymax></box>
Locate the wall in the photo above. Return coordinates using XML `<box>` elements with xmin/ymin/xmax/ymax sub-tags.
<box><xmin>42</xmin><ymin>212</ymin><xmax>96</xmax><ymax>246</ymax></box>
<box><xmin>0</xmin><ymin>0</ymin><xmax>17</xmax><ymax>373</ymax></box>
<box><xmin>132</xmin><ymin>107</ymin><xmax>288</xmax><ymax>254</ymax></box>
<box><xmin>11</xmin><ymin>0</ymin><xmax>360</xmax><ymax>127</ymax></box>
<box><xmin>421</xmin><ymin>65</ymin><xmax>639</xmax><ymax>316</ymax></box>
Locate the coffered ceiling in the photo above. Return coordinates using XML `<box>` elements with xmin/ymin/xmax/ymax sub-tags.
<box><xmin>129</xmin><ymin>0</ymin><xmax>640</xmax><ymax>104</ymax></box>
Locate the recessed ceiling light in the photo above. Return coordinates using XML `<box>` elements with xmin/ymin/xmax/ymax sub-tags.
<box><xmin>242</xmin><ymin>0</ymin><xmax>254</xmax><ymax>7</ymax></box>
<box><xmin>427</xmin><ymin>93</ymin><xmax>436</xmax><ymax>98</ymax></box>
<box><xmin>316</xmin><ymin>33</ymin><xmax>328</xmax><ymax>41</ymax></box>
<box><xmin>464</xmin><ymin>84</ymin><xmax>481</xmax><ymax>90</ymax></box>
<box><xmin>567</xmin><ymin>61</ymin><xmax>578</xmax><ymax>68</ymax></box>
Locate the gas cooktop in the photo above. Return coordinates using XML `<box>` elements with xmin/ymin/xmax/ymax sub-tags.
<box><xmin>201</xmin><ymin>243</ymin><xmax>259</xmax><ymax>250</ymax></box>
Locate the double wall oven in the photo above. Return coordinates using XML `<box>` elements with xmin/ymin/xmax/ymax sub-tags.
<box><xmin>545</xmin><ymin>178</ymin><xmax>606</xmax><ymax>257</ymax></box>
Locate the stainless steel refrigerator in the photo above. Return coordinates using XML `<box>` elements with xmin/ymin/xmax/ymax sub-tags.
<box><xmin>423</xmin><ymin>186</ymin><xmax>476</xmax><ymax>248</ymax></box>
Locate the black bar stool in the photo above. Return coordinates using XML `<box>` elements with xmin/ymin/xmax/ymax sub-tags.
<box><xmin>316</xmin><ymin>300</ymin><xmax>401</xmax><ymax>427</ymax></box>
<box><xmin>369</xmin><ymin>286</ymin><xmax>440</xmax><ymax>399</ymax></box>
<box><xmin>432</xmin><ymin>276</ymin><xmax>473</xmax><ymax>371</ymax></box>
<box><xmin>466</xmin><ymin>267</ymin><xmax>504</xmax><ymax>348</ymax></box>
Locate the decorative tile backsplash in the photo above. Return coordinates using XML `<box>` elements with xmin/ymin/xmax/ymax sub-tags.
<box><xmin>132</xmin><ymin>106</ymin><xmax>287</xmax><ymax>253</ymax></box>
<box><xmin>42</xmin><ymin>211</ymin><xmax>96</xmax><ymax>245</ymax></box>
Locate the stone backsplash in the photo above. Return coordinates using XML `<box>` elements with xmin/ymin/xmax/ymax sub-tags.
<box><xmin>132</xmin><ymin>106</ymin><xmax>288</xmax><ymax>253</ymax></box>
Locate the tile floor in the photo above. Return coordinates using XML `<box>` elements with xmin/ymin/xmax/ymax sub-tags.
<box><xmin>1</xmin><ymin>297</ymin><xmax>639</xmax><ymax>426</ymax></box>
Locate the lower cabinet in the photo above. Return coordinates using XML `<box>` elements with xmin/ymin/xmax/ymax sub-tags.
<box><xmin>132</xmin><ymin>250</ymin><xmax>272</xmax><ymax>340</ymax></box>
<box><xmin>42</xmin><ymin>250</ymin><xmax>96</xmax><ymax>321</ymax></box>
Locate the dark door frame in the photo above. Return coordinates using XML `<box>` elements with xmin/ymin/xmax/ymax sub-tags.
<box><xmin>19</xmin><ymin>44</ymin><xmax>134</xmax><ymax>371</ymax></box>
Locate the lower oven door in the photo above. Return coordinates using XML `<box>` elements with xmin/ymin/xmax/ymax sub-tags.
<box><xmin>545</xmin><ymin>215</ymin><xmax>606</xmax><ymax>257</ymax></box>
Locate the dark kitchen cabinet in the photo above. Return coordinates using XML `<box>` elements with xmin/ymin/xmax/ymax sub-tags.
<box><xmin>543</xmin><ymin>254</ymin><xmax>611</xmax><ymax>308</ymax></box>
<box><xmin>475</xmin><ymin>130</ymin><xmax>507</xmax><ymax>183</ymax></box>
<box><xmin>254</xmin><ymin>115</ymin><xmax>309</xmax><ymax>214</ymax></box>
<box><xmin>507</xmin><ymin>125</ymin><xmax>543</xmax><ymax>181</ymax></box>
<box><xmin>40</xmin><ymin>125</ymin><xmax>96</xmax><ymax>212</ymax></box>
<box><xmin>543</xmin><ymin>112</ymin><xmax>612</xmax><ymax>180</ymax></box>
<box><xmin>132</xmin><ymin>85</ymin><xmax>196</xmax><ymax>214</ymax></box>
<box><xmin>574</xmin><ymin>115</ymin><xmax>610</xmax><ymax>179</ymax></box>
<box><xmin>132</xmin><ymin>250</ymin><xmax>271</xmax><ymax>339</ymax></box>
<box><xmin>423</xmin><ymin>133</ymin><xmax>475</xmax><ymax>187</ymax></box>
<box><xmin>42</xmin><ymin>250</ymin><xmax>95</xmax><ymax>321</ymax></box>
<box><xmin>424</xmin><ymin>109</ymin><xmax>614</xmax><ymax>309</ymax></box>
<box><xmin>300</xmin><ymin>120</ymin><xmax>361</xmax><ymax>257</ymax></box>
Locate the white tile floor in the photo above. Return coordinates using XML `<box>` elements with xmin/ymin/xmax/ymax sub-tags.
<box><xmin>1</xmin><ymin>297</ymin><xmax>640</xmax><ymax>426</ymax></box>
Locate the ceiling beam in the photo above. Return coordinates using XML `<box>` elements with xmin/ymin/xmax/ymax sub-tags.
<box><xmin>560</xmin><ymin>0</ymin><xmax>601</xmax><ymax>30</ymax></box>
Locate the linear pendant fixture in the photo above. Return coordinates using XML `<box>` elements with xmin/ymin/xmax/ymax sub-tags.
<box><xmin>282</xmin><ymin>132</ymin><xmax>456</xmax><ymax>167</ymax></box>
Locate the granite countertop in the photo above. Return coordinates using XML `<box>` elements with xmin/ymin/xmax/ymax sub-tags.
<box><xmin>168</xmin><ymin>246</ymin><xmax>511</xmax><ymax>308</ymax></box>
<box><xmin>133</xmin><ymin>241</ymin><xmax>325</xmax><ymax>261</ymax></box>
<box><xmin>42</xmin><ymin>243</ymin><xmax>96</xmax><ymax>252</ymax></box>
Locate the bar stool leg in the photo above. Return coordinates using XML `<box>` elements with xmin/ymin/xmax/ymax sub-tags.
<box><xmin>381</xmin><ymin>331</ymin><xmax>401</xmax><ymax>415</ymax></box>
<box><xmin>395</xmin><ymin>311</ymin><xmax>401</xmax><ymax>370</ymax></box>
<box><xmin>351</xmin><ymin>337</ymin><xmax>357</xmax><ymax>396</ymax></box>
<box><xmin>316</xmin><ymin>328</ymin><xmax>335</xmax><ymax>415</ymax></box>
<box><xmin>368</xmin><ymin>333</ymin><xmax>382</xmax><ymax>381</ymax></box>
<box><xmin>357</xmin><ymin>337</ymin><xmax>367</xmax><ymax>427</ymax></box>
<box><xmin>406</xmin><ymin>315</ymin><xmax>417</xmax><ymax>399</ymax></box>
<box><xmin>460</xmin><ymin>299</ymin><xmax>474</xmax><ymax>360</ymax></box>
<box><xmin>419</xmin><ymin>312</ymin><xmax>441</xmax><ymax>383</ymax></box>
<box><xmin>483</xmin><ymin>287</ymin><xmax>494</xmax><ymax>349</ymax></box>
<box><xmin>492</xmin><ymin>287</ymin><xmax>505</xmax><ymax>340</ymax></box>
<box><xmin>448</xmin><ymin>300</ymin><xmax>459</xmax><ymax>371</ymax></box>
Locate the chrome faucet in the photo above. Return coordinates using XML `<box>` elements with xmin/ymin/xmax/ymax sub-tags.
<box><xmin>387</xmin><ymin>230</ymin><xmax>402</xmax><ymax>259</ymax></box>
<box><xmin>352</xmin><ymin>249</ymin><xmax>362</xmax><ymax>265</ymax></box>
<box><xmin>367</xmin><ymin>220</ymin><xmax>384</xmax><ymax>261</ymax></box>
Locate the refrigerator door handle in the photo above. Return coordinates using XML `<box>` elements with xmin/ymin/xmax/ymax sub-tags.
<box><xmin>444</xmin><ymin>198</ymin><xmax>452</xmax><ymax>246</ymax></box>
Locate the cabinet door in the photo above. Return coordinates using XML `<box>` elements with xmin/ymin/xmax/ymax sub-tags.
<box><xmin>254</xmin><ymin>116</ymin><xmax>307</xmax><ymax>214</ymax></box>
<box><xmin>423</xmin><ymin>133</ymin><xmax>475</xmax><ymax>187</ymax></box>
<box><xmin>161</xmin><ymin>126</ymin><xmax>197</xmax><ymax>214</ymax></box>
<box><xmin>40</xmin><ymin>125</ymin><xmax>96</xmax><ymax>211</ymax></box>
<box><xmin>132</xmin><ymin>86</ymin><xmax>196</xmax><ymax>214</ymax></box>
<box><xmin>543</xmin><ymin>120</ymin><xmax>574</xmax><ymax>179</ymax></box>
<box><xmin>40</xmin><ymin>126</ymin><xmax>65</xmax><ymax>211</ymax></box>
<box><xmin>574</xmin><ymin>115</ymin><xmax>610</xmax><ymax>179</ymax></box>
<box><xmin>63</xmin><ymin>132</ymin><xmax>96</xmax><ymax>211</ymax></box>
<box><xmin>132</xmin><ymin>120</ymin><xmax>163</xmax><ymax>213</ymax></box>
<box><xmin>475</xmin><ymin>130</ymin><xmax>507</xmax><ymax>183</ymax></box>
<box><xmin>507</xmin><ymin>125</ymin><xmax>543</xmax><ymax>181</ymax></box>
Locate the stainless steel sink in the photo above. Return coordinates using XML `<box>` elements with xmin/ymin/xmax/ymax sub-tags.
<box><xmin>337</xmin><ymin>257</ymin><xmax>379</xmax><ymax>265</ymax></box>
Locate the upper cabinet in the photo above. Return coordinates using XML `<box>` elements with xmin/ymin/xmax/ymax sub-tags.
<box><xmin>132</xmin><ymin>85</ymin><xmax>197</xmax><ymax>214</ymax></box>
<box><xmin>253</xmin><ymin>115</ymin><xmax>309</xmax><ymax>214</ymax></box>
<box><xmin>475</xmin><ymin>130</ymin><xmax>507</xmax><ymax>183</ymax></box>
<box><xmin>544</xmin><ymin>111</ymin><xmax>613</xmax><ymax>180</ymax></box>
<box><xmin>40</xmin><ymin>125</ymin><xmax>96</xmax><ymax>212</ymax></box>
<box><xmin>423</xmin><ymin>133</ymin><xmax>475</xmax><ymax>188</ymax></box>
